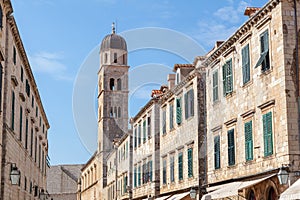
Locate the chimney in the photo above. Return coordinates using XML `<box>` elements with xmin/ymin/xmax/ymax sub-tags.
<box><xmin>168</xmin><ymin>74</ymin><xmax>176</xmax><ymax>90</ymax></box>
<box><xmin>244</xmin><ymin>7</ymin><xmax>260</xmax><ymax>17</ymax></box>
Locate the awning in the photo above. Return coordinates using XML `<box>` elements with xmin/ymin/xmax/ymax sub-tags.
<box><xmin>280</xmin><ymin>178</ymin><xmax>300</xmax><ymax>200</ymax></box>
<box><xmin>202</xmin><ymin>174</ymin><xmax>276</xmax><ymax>200</ymax></box>
<box><xmin>155</xmin><ymin>195</ymin><xmax>171</xmax><ymax>200</ymax></box>
<box><xmin>168</xmin><ymin>191</ymin><xmax>190</xmax><ymax>200</ymax></box>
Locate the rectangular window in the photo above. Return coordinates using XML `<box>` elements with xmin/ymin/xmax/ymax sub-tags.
<box><xmin>25</xmin><ymin>79</ymin><xmax>30</xmax><ymax>97</ymax></box>
<box><xmin>30</xmin><ymin>128</ymin><xmax>33</xmax><ymax>157</ymax></box>
<box><xmin>170</xmin><ymin>156</ymin><xmax>174</xmax><ymax>183</ymax></box>
<box><xmin>228</xmin><ymin>129</ymin><xmax>235</xmax><ymax>166</ymax></box>
<box><xmin>134</xmin><ymin>128</ymin><xmax>137</xmax><ymax>149</ymax></box>
<box><xmin>21</xmin><ymin>67</ymin><xmax>23</xmax><ymax>82</ymax></box>
<box><xmin>263</xmin><ymin>112</ymin><xmax>273</xmax><ymax>156</ymax></box>
<box><xmin>147</xmin><ymin>116</ymin><xmax>151</xmax><ymax>139</ymax></box>
<box><xmin>162</xmin><ymin>108</ymin><xmax>166</xmax><ymax>134</ymax></box>
<box><xmin>114</xmin><ymin>53</ymin><xmax>117</xmax><ymax>63</ymax></box>
<box><xmin>11</xmin><ymin>91</ymin><xmax>15</xmax><ymax>130</ymax></box>
<box><xmin>25</xmin><ymin>118</ymin><xmax>28</xmax><ymax>149</ymax></box>
<box><xmin>163</xmin><ymin>159</ymin><xmax>167</xmax><ymax>184</ymax></box>
<box><xmin>19</xmin><ymin>106</ymin><xmax>23</xmax><ymax>141</ymax></box>
<box><xmin>148</xmin><ymin>160</ymin><xmax>153</xmax><ymax>182</ymax></box>
<box><xmin>169</xmin><ymin>103</ymin><xmax>174</xmax><ymax>130</ymax></box>
<box><xmin>35</xmin><ymin>137</ymin><xmax>37</xmax><ymax>162</ymax></box>
<box><xmin>188</xmin><ymin>148</ymin><xmax>193</xmax><ymax>177</ymax></box>
<box><xmin>138</xmin><ymin>124</ymin><xmax>141</xmax><ymax>146</ymax></box>
<box><xmin>245</xmin><ymin>120</ymin><xmax>253</xmax><ymax>161</ymax></box>
<box><xmin>143</xmin><ymin>120</ymin><xmax>146</xmax><ymax>143</ymax></box>
<box><xmin>176</xmin><ymin>98</ymin><xmax>182</xmax><ymax>125</ymax></box>
<box><xmin>134</xmin><ymin>166</ymin><xmax>137</xmax><ymax>188</ymax></box>
<box><xmin>126</xmin><ymin>141</ymin><xmax>128</xmax><ymax>159</ymax></box>
<box><xmin>222</xmin><ymin>59</ymin><xmax>233</xmax><ymax>96</ymax></box>
<box><xmin>123</xmin><ymin>175</ymin><xmax>127</xmax><ymax>193</ymax></box>
<box><xmin>178</xmin><ymin>152</ymin><xmax>183</xmax><ymax>180</ymax></box>
<box><xmin>242</xmin><ymin>44</ymin><xmax>250</xmax><ymax>84</ymax></box>
<box><xmin>32</xmin><ymin>96</ymin><xmax>34</xmax><ymax>108</ymax></box>
<box><xmin>142</xmin><ymin>163</ymin><xmax>146</xmax><ymax>184</ymax></box>
<box><xmin>213</xmin><ymin>70</ymin><xmax>219</xmax><ymax>101</ymax></box>
<box><xmin>255</xmin><ymin>30</ymin><xmax>270</xmax><ymax>71</ymax></box>
<box><xmin>36</xmin><ymin>106</ymin><xmax>38</xmax><ymax>118</ymax></box>
<box><xmin>185</xmin><ymin>89</ymin><xmax>194</xmax><ymax>119</ymax></box>
<box><xmin>13</xmin><ymin>46</ymin><xmax>16</xmax><ymax>65</ymax></box>
<box><xmin>214</xmin><ymin>136</ymin><xmax>220</xmax><ymax>169</ymax></box>
<box><xmin>138</xmin><ymin>165</ymin><xmax>141</xmax><ymax>186</ymax></box>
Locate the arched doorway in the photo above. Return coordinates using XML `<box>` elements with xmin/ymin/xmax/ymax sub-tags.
<box><xmin>248</xmin><ymin>190</ymin><xmax>256</xmax><ymax>200</ymax></box>
<box><xmin>267</xmin><ymin>187</ymin><xmax>277</xmax><ymax>200</ymax></box>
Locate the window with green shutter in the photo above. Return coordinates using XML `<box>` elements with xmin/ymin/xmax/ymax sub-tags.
<box><xmin>134</xmin><ymin>166</ymin><xmax>137</xmax><ymax>188</ymax></box>
<box><xmin>148</xmin><ymin>160</ymin><xmax>153</xmax><ymax>182</ymax></box>
<box><xmin>147</xmin><ymin>116</ymin><xmax>151</xmax><ymax>139</ymax></box>
<box><xmin>176</xmin><ymin>98</ymin><xmax>182</xmax><ymax>125</ymax></box>
<box><xmin>213</xmin><ymin>70</ymin><xmax>219</xmax><ymax>101</ymax></box>
<box><xmin>19</xmin><ymin>106</ymin><xmax>23</xmax><ymax>141</ymax></box>
<box><xmin>170</xmin><ymin>156</ymin><xmax>174</xmax><ymax>182</ymax></box>
<box><xmin>255</xmin><ymin>30</ymin><xmax>270</xmax><ymax>71</ymax></box>
<box><xmin>222</xmin><ymin>59</ymin><xmax>233</xmax><ymax>96</ymax></box>
<box><xmin>242</xmin><ymin>44</ymin><xmax>250</xmax><ymax>84</ymax></box>
<box><xmin>124</xmin><ymin>175</ymin><xmax>127</xmax><ymax>193</ymax></box>
<box><xmin>138</xmin><ymin>165</ymin><xmax>141</xmax><ymax>186</ymax></box>
<box><xmin>263</xmin><ymin>112</ymin><xmax>273</xmax><ymax>156</ymax></box>
<box><xmin>185</xmin><ymin>89</ymin><xmax>194</xmax><ymax>119</ymax></box>
<box><xmin>162</xmin><ymin>109</ymin><xmax>166</xmax><ymax>134</ymax></box>
<box><xmin>163</xmin><ymin>159</ymin><xmax>167</xmax><ymax>184</ymax></box>
<box><xmin>169</xmin><ymin>104</ymin><xmax>174</xmax><ymax>130</ymax></box>
<box><xmin>143</xmin><ymin>120</ymin><xmax>146</xmax><ymax>143</ymax></box>
<box><xmin>244</xmin><ymin>121</ymin><xmax>253</xmax><ymax>161</ymax></box>
<box><xmin>178</xmin><ymin>152</ymin><xmax>183</xmax><ymax>180</ymax></box>
<box><xmin>188</xmin><ymin>148</ymin><xmax>193</xmax><ymax>177</ymax></box>
<box><xmin>138</xmin><ymin>124</ymin><xmax>141</xmax><ymax>146</ymax></box>
<box><xmin>11</xmin><ymin>91</ymin><xmax>15</xmax><ymax>130</ymax></box>
<box><xmin>214</xmin><ymin>136</ymin><xmax>220</xmax><ymax>169</ymax></box>
<box><xmin>228</xmin><ymin>129</ymin><xmax>235</xmax><ymax>166</ymax></box>
<box><xmin>134</xmin><ymin>128</ymin><xmax>137</xmax><ymax>149</ymax></box>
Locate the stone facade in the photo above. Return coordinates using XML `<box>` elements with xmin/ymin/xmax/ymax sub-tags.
<box><xmin>200</xmin><ymin>0</ymin><xmax>300</xmax><ymax>199</ymax></box>
<box><xmin>47</xmin><ymin>164</ymin><xmax>83</xmax><ymax>200</ymax></box>
<box><xmin>0</xmin><ymin>1</ymin><xmax>50</xmax><ymax>199</ymax></box>
<box><xmin>132</xmin><ymin>98</ymin><xmax>160</xmax><ymax>199</ymax></box>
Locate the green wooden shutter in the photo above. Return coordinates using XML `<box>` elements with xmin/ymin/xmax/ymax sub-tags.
<box><xmin>170</xmin><ymin>156</ymin><xmax>174</xmax><ymax>182</ymax></box>
<box><xmin>149</xmin><ymin>160</ymin><xmax>153</xmax><ymax>181</ymax></box>
<box><xmin>222</xmin><ymin>64</ymin><xmax>227</xmax><ymax>96</ymax></box>
<box><xmin>244</xmin><ymin>121</ymin><xmax>253</xmax><ymax>161</ymax></box>
<box><xmin>214</xmin><ymin>136</ymin><xmax>220</xmax><ymax>169</ymax></box>
<box><xmin>176</xmin><ymin>98</ymin><xmax>182</xmax><ymax>124</ymax></box>
<box><xmin>226</xmin><ymin>59</ymin><xmax>233</xmax><ymax>93</ymax></box>
<box><xmin>134</xmin><ymin>167</ymin><xmax>137</xmax><ymax>187</ymax></box>
<box><xmin>263</xmin><ymin>112</ymin><xmax>273</xmax><ymax>156</ymax></box>
<box><xmin>213</xmin><ymin>71</ymin><xmax>218</xmax><ymax>101</ymax></box>
<box><xmin>169</xmin><ymin>104</ymin><xmax>174</xmax><ymax>129</ymax></box>
<box><xmin>184</xmin><ymin>92</ymin><xmax>188</xmax><ymax>119</ymax></box>
<box><xmin>143</xmin><ymin>120</ymin><xmax>146</xmax><ymax>143</ymax></box>
<box><xmin>188</xmin><ymin>148</ymin><xmax>193</xmax><ymax>177</ymax></box>
<box><xmin>190</xmin><ymin>89</ymin><xmax>194</xmax><ymax>117</ymax></box>
<box><xmin>163</xmin><ymin>159</ymin><xmax>167</xmax><ymax>184</ymax></box>
<box><xmin>138</xmin><ymin>165</ymin><xmax>141</xmax><ymax>186</ymax></box>
<box><xmin>228</xmin><ymin>129</ymin><xmax>235</xmax><ymax>166</ymax></box>
<box><xmin>178</xmin><ymin>152</ymin><xmax>183</xmax><ymax>180</ymax></box>
<box><xmin>242</xmin><ymin>44</ymin><xmax>250</xmax><ymax>84</ymax></box>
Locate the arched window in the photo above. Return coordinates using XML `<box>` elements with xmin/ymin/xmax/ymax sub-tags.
<box><xmin>114</xmin><ymin>53</ymin><xmax>117</xmax><ymax>63</ymax></box>
<box><xmin>110</xmin><ymin>78</ymin><xmax>115</xmax><ymax>90</ymax></box>
<box><xmin>104</xmin><ymin>53</ymin><xmax>108</xmax><ymax>63</ymax></box>
<box><xmin>117</xmin><ymin>78</ymin><xmax>122</xmax><ymax>90</ymax></box>
<box><xmin>118</xmin><ymin>107</ymin><xmax>121</xmax><ymax>118</ymax></box>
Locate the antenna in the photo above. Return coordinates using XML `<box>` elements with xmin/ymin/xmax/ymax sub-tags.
<box><xmin>112</xmin><ymin>22</ymin><xmax>116</xmax><ymax>34</ymax></box>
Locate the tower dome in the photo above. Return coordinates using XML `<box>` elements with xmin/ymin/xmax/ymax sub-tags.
<box><xmin>100</xmin><ymin>23</ymin><xmax>127</xmax><ymax>52</ymax></box>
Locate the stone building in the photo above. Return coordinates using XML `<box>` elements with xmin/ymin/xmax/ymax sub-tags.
<box><xmin>0</xmin><ymin>0</ymin><xmax>50</xmax><ymax>199</ymax></box>
<box><xmin>201</xmin><ymin>0</ymin><xmax>300</xmax><ymax>199</ymax></box>
<box><xmin>47</xmin><ymin>164</ymin><xmax>83</xmax><ymax>200</ymax></box>
<box><xmin>79</xmin><ymin>24</ymin><xmax>129</xmax><ymax>200</ymax></box>
<box><xmin>158</xmin><ymin>64</ymin><xmax>206</xmax><ymax>200</ymax></box>
<box><xmin>131</xmin><ymin>94</ymin><xmax>161</xmax><ymax>199</ymax></box>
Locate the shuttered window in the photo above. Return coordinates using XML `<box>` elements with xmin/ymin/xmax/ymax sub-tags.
<box><xmin>178</xmin><ymin>152</ymin><xmax>183</xmax><ymax>180</ymax></box>
<box><xmin>134</xmin><ymin>166</ymin><xmax>137</xmax><ymax>188</ymax></box>
<box><xmin>213</xmin><ymin>70</ymin><xmax>219</xmax><ymax>101</ymax></box>
<box><xmin>176</xmin><ymin>98</ymin><xmax>182</xmax><ymax>125</ymax></box>
<box><xmin>228</xmin><ymin>129</ymin><xmax>235</xmax><ymax>166</ymax></box>
<box><xmin>242</xmin><ymin>44</ymin><xmax>250</xmax><ymax>84</ymax></box>
<box><xmin>188</xmin><ymin>148</ymin><xmax>193</xmax><ymax>177</ymax></box>
<box><xmin>163</xmin><ymin>159</ymin><xmax>167</xmax><ymax>184</ymax></box>
<box><xmin>255</xmin><ymin>30</ymin><xmax>270</xmax><ymax>71</ymax></box>
<box><xmin>263</xmin><ymin>112</ymin><xmax>273</xmax><ymax>156</ymax></box>
<box><xmin>11</xmin><ymin>91</ymin><xmax>15</xmax><ymax>130</ymax></box>
<box><xmin>244</xmin><ymin>120</ymin><xmax>253</xmax><ymax>161</ymax></box>
<box><xmin>137</xmin><ymin>165</ymin><xmax>141</xmax><ymax>186</ymax></box>
<box><xmin>138</xmin><ymin>124</ymin><xmax>141</xmax><ymax>146</ymax></box>
<box><xmin>222</xmin><ymin>59</ymin><xmax>233</xmax><ymax>96</ymax></box>
<box><xmin>185</xmin><ymin>89</ymin><xmax>194</xmax><ymax>119</ymax></box>
<box><xmin>169</xmin><ymin>104</ymin><xmax>174</xmax><ymax>130</ymax></box>
<box><xmin>214</xmin><ymin>136</ymin><xmax>220</xmax><ymax>169</ymax></box>
<box><xmin>148</xmin><ymin>160</ymin><xmax>153</xmax><ymax>182</ymax></box>
<box><xmin>134</xmin><ymin>128</ymin><xmax>137</xmax><ymax>149</ymax></box>
<box><xmin>170</xmin><ymin>156</ymin><xmax>174</xmax><ymax>182</ymax></box>
<box><xmin>19</xmin><ymin>106</ymin><xmax>23</xmax><ymax>141</ymax></box>
<box><xmin>143</xmin><ymin>120</ymin><xmax>146</xmax><ymax>143</ymax></box>
<box><xmin>162</xmin><ymin>109</ymin><xmax>166</xmax><ymax>134</ymax></box>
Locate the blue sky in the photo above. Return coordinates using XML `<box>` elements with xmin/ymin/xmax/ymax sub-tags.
<box><xmin>11</xmin><ymin>0</ymin><xmax>267</xmax><ymax>165</ymax></box>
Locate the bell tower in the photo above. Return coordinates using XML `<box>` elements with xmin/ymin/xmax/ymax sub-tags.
<box><xmin>97</xmin><ymin>23</ymin><xmax>129</xmax><ymax>187</ymax></box>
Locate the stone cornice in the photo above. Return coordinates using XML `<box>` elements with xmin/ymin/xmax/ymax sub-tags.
<box><xmin>203</xmin><ymin>0</ymin><xmax>280</xmax><ymax>66</ymax></box>
<box><xmin>8</xmin><ymin>16</ymin><xmax>50</xmax><ymax>129</ymax></box>
<box><xmin>132</xmin><ymin>98</ymin><xmax>159</xmax><ymax>122</ymax></box>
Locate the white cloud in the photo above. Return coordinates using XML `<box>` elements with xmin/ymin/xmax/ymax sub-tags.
<box><xmin>214</xmin><ymin>1</ymin><xmax>250</xmax><ymax>24</ymax></box>
<box><xmin>29</xmin><ymin>52</ymin><xmax>73</xmax><ymax>81</ymax></box>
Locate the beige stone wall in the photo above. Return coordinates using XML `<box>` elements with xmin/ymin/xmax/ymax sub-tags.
<box><xmin>159</xmin><ymin>75</ymin><xmax>199</xmax><ymax>196</ymax></box>
<box><xmin>204</xmin><ymin>0</ymin><xmax>300</xmax><ymax>186</ymax></box>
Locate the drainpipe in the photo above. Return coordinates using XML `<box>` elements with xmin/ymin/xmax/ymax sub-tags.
<box><xmin>294</xmin><ymin>0</ymin><xmax>300</xmax><ymax>149</ymax></box>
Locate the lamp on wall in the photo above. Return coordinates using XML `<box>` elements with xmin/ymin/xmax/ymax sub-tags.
<box><xmin>277</xmin><ymin>167</ymin><xmax>289</xmax><ymax>185</ymax></box>
<box><xmin>9</xmin><ymin>163</ymin><xmax>20</xmax><ymax>185</ymax></box>
<box><xmin>190</xmin><ymin>188</ymin><xmax>197</xmax><ymax>199</ymax></box>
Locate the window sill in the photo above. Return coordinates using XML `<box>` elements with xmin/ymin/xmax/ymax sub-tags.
<box><xmin>227</xmin><ymin>164</ymin><xmax>237</xmax><ymax>169</ymax></box>
<box><xmin>212</xmin><ymin>99</ymin><xmax>220</xmax><ymax>106</ymax></box>
<box><xmin>243</xmin><ymin>159</ymin><xmax>255</xmax><ymax>165</ymax></box>
<box><xmin>242</xmin><ymin>80</ymin><xmax>253</xmax><ymax>88</ymax></box>
<box><xmin>225</xmin><ymin>91</ymin><xmax>236</xmax><ymax>99</ymax></box>
<box><xmin>260</xmin><ymin>67</ymin><xmax>273</xmax><ymax>76</ymax></box>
